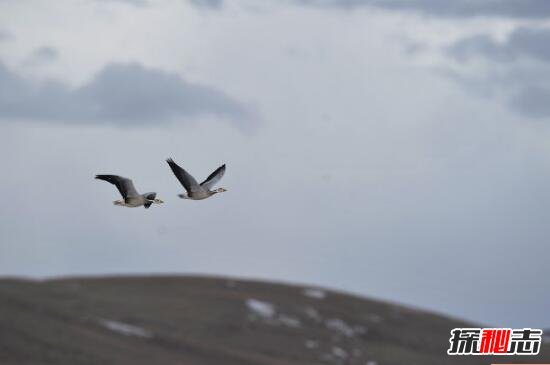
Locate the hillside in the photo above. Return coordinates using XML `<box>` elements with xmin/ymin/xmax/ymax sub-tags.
<box><xmin>0</xmin><ymin>275</ymin><xmax>547</xmax><ymax>365</ymax></box>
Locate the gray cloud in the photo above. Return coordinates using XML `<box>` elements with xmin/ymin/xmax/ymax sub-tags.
<box><xmin>189</xmin><ymin>0</ymin><xmax>223</xmax><ymax>9</ymax></box>
<box><xmin>95</xmin><ymin>0</ymin><xmax>224</xmax><ymax>8</ymax></box>
<box><xmin>510</xmin><ymin>85</ymin><xmax>550</xmax><ymax>119</ymax></box>
<box><xmin>445</xmin><ymin>27</ymin><xmax>550</xmax><ymax>118</ymax></box>
<box><xmin>302</xmin><ymin>0</ymin><xmax>550</xmax><ymax>120</ymax></box>
<box><xmin>449</xmin><ymin>27</ymin><xmax>550</xmax><ymax>63</ymax></box>
<box><xmin>295</xmin><ymin>0</ymin><xmax>550</xmax><ymax>19</ymax></box>
<box><xmin>448</xmin><ymin>34</ymin><xmax>512</xmax><ymax>63</ymax></box>
<box><xmin>0</xmin><ymin>62</ymin><xmax>255</xmax><ymax>130</ymax></box>
<box><xmin>298</xmin><ymin>0</ymin><xmax>550</xmax><ymax>120</ymax></box>
<box><xmin>26</xmin><ymin>46</ymin><xmax>59</xmax><ymax>65</ymax></box>
<box><xmin>95</xmin><ymin>0</ymin><xmax>149</xmax><ymax>6</ymax></box>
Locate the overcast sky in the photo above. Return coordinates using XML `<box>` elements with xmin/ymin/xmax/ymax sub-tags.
<box><xmin>1</xmin><ymin>0</ymin><xmax>549</xmax><ymax>328</ymax></box>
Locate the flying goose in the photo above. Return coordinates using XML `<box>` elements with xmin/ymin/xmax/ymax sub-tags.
<box><xmin>166</xmin><ymin>158</ymin><xmax>227</xmax><ymax>200</ymax></box>
<box><xmin>95</xmin><ymin>175</ymin><xmax>164</xmax><ymax>208</ymax></box>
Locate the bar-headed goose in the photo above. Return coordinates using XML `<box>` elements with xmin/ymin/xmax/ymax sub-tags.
<box><xmin>95</xmin><ymin>175</ymin><xmax>164</xmax><ymax>208</ymax></box>
<box><xmin>166</xmin><ymin>158</ymin><xmax>227</xmax><ymax>200</ymax></box>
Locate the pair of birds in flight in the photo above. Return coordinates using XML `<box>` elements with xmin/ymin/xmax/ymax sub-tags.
<box><xmin>95</xmin><ymin>158</ymin><xmax>227</xmax><ymax>209</ymax></box>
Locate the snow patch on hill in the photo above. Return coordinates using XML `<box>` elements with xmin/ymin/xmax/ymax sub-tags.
<box><xmin>303</xmin><ymin>288</ymin><xmax>327</xmax><ymax>299</ymax></box>
<box><xmin>246</xmin><ymin>298</ymin><xmax>302</xmax><ymax>328</ymax></box>
<box><xmin>99</xmin><ymin>319</ymin><xmax>151</xmax><ymax>338</ymax></box>
<box><xmin>246</xmin><ymin>299</ymin><xmax>275</xmax><ymax>318</ymax></box>
<box><xmin>325</xmin><ymin>318</ymin><xmax>367</xmax><ymax>338</ymax></box>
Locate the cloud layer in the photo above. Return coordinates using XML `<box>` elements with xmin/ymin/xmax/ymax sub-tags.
<box><xmin>446</xmin><ymin>27</ymin><xmax>550</xmax><ymax>118</ymax></box>
<box><xmin>296</xmin><ymin>0</ymin><xmax>550</xmax><ymax>19</ymax></box>
<box><xmin>189</xmin><ymin>0</ymin><xmax>223</xmax><ymax>9</ymax></box>
<box><xmin>0</xmin><ymin>62</ymin><xmax>254</xmax><ymax>129</ymax></box>
<box><xmin>96</xmin><ymin>0</ymin><xmax>223</xmax><ymax>8</ymax></box>
<box><xmin>95</xmin><ymin>0</ymin><xmax>149</xmax><ymax>6</ymax></box>
<box><xmin>302</xmin><ymin>0</ymin><xmax>550</xmax><ymax>120</ymax></box>
<box><xmin>25</xmin><ymin>46</ymin><xmax>59</xmax><ymax>66</ymax></box>
<box><xmin>449</xmin><ymin>27</ymin><xmax>550</xmax><ymax>63</ymax></box>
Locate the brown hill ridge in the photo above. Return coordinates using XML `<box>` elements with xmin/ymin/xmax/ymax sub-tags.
<box><xmin>0</xmin><ymin>275</ymin><xmax>547</xmax><ymax>365</ymax></box>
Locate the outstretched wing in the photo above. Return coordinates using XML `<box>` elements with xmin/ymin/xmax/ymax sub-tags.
<box><xmin>95</xmin><ymin>175</ymin><xmax>140</xmax><ymax>199</ymax></box>
<box><xmin>166</xmin><ymin>158</ymin><xmax>201</xmax><ymax>194</ymax></box>
<box><xmin>200</xmin><ymin>164</ymin><xmax>226</xmax><ymax>190</ymax></box>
